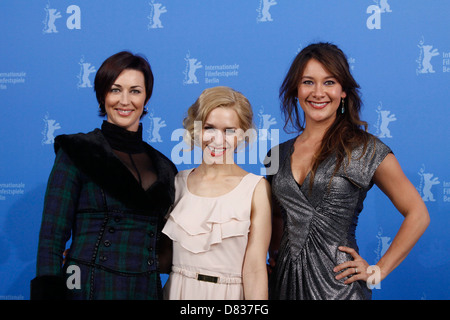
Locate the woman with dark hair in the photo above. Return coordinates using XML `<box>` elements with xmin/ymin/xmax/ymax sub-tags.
<box><xmin>31</xmin><ymin>51</ymin><xmax>177</xmax><ymax>300</ymax></box>
<box><xmin>266</xmin><ymin>42</ymin><xmax>429</xmax><ymax>300</ymax></box>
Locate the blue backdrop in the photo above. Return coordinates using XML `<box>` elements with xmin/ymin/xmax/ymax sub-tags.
<box><xmin>0</xmin><ymin>0</ymin><xmax>448</xmax><ymax>300</ymax></box>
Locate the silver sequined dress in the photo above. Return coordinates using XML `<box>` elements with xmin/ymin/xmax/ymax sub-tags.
<box><xmin>268</xmin><ymin>135</ymin><xmax>391</xmax><ymax>300</ymax></box>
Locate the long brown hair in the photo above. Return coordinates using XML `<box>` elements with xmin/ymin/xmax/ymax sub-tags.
<box><xmin>280</xmin><ymin>42</ymin><xmax>372</xmax><ymax>187</ymax></box>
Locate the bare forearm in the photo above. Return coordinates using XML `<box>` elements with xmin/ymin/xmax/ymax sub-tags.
<box><xmin>243</xmin><ymin>267</ymin><xmax>268</xmax><ymax>300</ymax></box>
<box><xmin>376</xmin><ymin>208</ymin><xmax>429</xmax><ymax>280</ymax></box>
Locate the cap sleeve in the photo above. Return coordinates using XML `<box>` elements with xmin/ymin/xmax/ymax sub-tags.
<box><xmin>340</xmin><ymin>135</ymin><xmax>392</xmax><ymax>190</ymax></box>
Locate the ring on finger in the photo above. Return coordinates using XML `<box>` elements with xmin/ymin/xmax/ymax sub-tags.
<box><xmin>355</xmin><ymin>268</ymin><xmax>358</xmax><ymax>274</ymax></box>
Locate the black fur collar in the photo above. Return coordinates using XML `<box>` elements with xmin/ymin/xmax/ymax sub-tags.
<box><xmin>54</xmin><ymin>129</ymin><xmax>176</xmax><ymax>214</ymax></box>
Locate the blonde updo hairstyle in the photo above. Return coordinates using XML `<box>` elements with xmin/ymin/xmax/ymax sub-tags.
<box><xmin>183</xmin><ymin>86</ymin><xmax>255</xmax><ymax>150</ymax></box>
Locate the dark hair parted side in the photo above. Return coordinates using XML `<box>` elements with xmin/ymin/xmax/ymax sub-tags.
<box><xmin>280</xmin><ymin>42</ymin><xmax>373</xmax><ymax>187</ymax></box>
<box><xmin>94</xmin><ymin>51</ymin><xmax>154</xmax><ymax>117</ymax></box>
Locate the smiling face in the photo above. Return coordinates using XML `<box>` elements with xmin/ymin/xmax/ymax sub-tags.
<box><xmin>297</xmin><ymin>58</ymin><xmax>347</xmax><ymax>126</ymax></box>
<box><xmin>104</xmin><ymin>69</ymin><xmax>146</xmax><ymax>132</ymax></box>
<box><xmin>201</xmin><ymin>107</ymin><xmax>241</xmax><ymax>165</ymax></box>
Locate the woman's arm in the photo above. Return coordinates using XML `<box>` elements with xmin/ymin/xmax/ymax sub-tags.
<box><xmin>242</xmin><ymin>178</ymin><xmax>272</xmax><ymax>300</ymax></box>
<box><xmin>335</xmin><ymin>153</ymin><xmax>430</xmax><ymax>285</ymax></box>
<box><xmin>31</xmin><ymin>149</ymin><xmax>80</xmax><ymax>299</ymax></box>
<box><xmin>372</xmin><ymin>153</ymin><xmax>430</xmax><ymax>280</ymax></box>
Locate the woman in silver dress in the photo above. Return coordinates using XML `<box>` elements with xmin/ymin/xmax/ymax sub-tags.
<box><xmin>267</xmin><ymin>42</ymin><xmax>429</xmax><ymax>299</ymax></box>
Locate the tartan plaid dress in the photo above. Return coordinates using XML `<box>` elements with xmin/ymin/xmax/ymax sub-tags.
<box><xmin>31</xmin><ymin>129</ymin><xmax>176</xmax><ymax>300</ymax></box>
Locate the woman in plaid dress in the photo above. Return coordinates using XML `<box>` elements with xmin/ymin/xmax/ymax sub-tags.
<box><xmin>31</xmin><ymin>52</ymin><xmax>177</xmax><ymax>300</ymax></box>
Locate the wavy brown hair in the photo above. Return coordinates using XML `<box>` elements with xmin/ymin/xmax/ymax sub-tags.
<box><xmin>280</xmin><ymin>42</ymin><xmax>373</xmax><ymax>187</ymax></box>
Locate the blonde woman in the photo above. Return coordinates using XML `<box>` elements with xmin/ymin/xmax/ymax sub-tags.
<box><xmin>162</xmin><ymin>86</ymin><xmax>271</xmax><ymax>300</ymax></box>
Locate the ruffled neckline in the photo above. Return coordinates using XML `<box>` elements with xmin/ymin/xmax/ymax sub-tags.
<box><xmin>183</xmin><ymin>168</ymin><xmax>251</xmax><ymax>199</ymax></box>
<box><xmin>162</xmin><ymin>170</ymin><xmax>263</xmax><ymax>253</ymax></box>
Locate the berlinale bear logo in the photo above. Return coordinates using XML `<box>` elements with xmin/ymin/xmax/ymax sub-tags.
<box><xmin>43</xmin><ymin>4</ymin><xmax>81</xmax><ymax>34</ymax></box>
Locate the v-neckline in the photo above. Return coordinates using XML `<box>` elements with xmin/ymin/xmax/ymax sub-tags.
<box><xmin>285</xmin><ymin>137</ymin><xmax>336</xmax><ymax>209</ymax></box>
<box><xmin>288</xmin><ymin>136</ymin><xmax>312</xmax><ymax>189</ymax></box>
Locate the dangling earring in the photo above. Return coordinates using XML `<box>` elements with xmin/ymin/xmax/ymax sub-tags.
<box><xmin>341</xmin><ymin>98</ymin><xmax>345</xmax><ymax>114</ymax></box>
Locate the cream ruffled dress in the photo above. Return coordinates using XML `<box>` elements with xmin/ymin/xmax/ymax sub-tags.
<box><xmin>162</xmin><ymin>168</ymin><xmax>263</xmax><ymax>300</ymax></box>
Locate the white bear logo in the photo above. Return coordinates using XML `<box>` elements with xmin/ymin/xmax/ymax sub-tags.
<box><xmin>375</xmin><ymin>102</ymin><xmax>396</xmax><ymax>138</ymax></box>
<box><xmin>257</xmin><ymin>107</ymin><xmax>277</xmax><ymax>141</ymax></box>
<box><xmin>42</xmin><ymin>114</ymin><xmax>61</xmax><ymax>145</ymax></box>
<box><xmin>418</xmin><ymin>166</ymin><xmax>440</xmax><ymax>202</ymax></box>
<box><xmin>257</xmin><ymin>0</ymin><xmax>277</xmax><ymax>22</ymax></box>
<box><xmin>418</xmin><ymin>43</ymin><xmax>440</xmax><ymax>74</ymax></box>
<box><xmin>77</xmin><ymin>58</ymin><xmax>96</xmax><ymax>88</ymax></box>
<box><xmin>148</xmin><ymin>1</ymin><xmax>167</xmax><ymax>29</ymax></box>
<box><xmin>43</xmin><ymin>5</ymin><xmax>62</xmax><ymax>33</ymax></box>
<box><xmin>183</xmin><ymin>52</ymin><xmax>203</xmax><ymax>85</ymax></box>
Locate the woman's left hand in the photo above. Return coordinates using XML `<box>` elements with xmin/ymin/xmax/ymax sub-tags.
<box><xmin>333</xmin><ymin>246</ymin><xmax>370</xmax><ymax>285</ymax></box>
